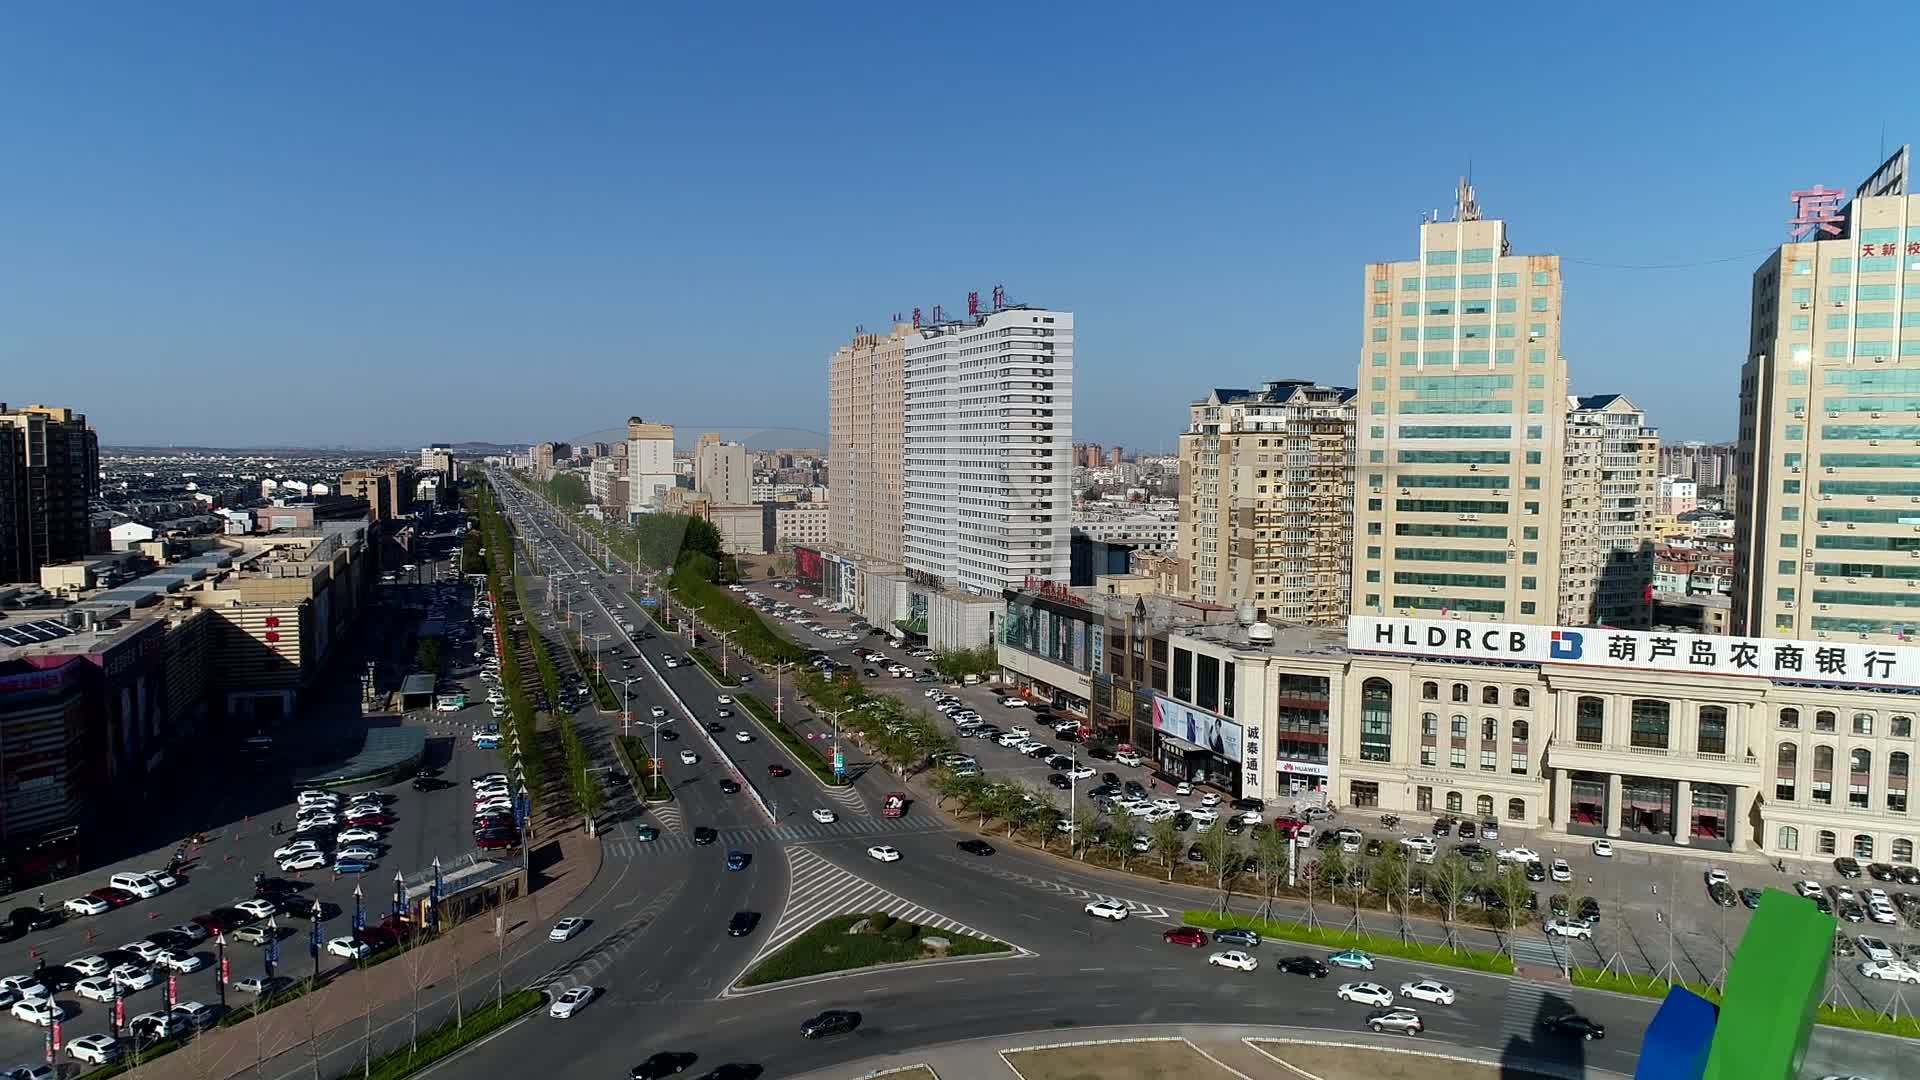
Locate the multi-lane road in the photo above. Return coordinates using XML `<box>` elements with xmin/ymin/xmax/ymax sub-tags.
<box><xmin>469</xmin><ymin>472</ymin><xmax>1909</xmax><ymax>1080</ymax></box>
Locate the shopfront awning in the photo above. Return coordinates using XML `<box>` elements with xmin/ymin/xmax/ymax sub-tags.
<box><xmin>1160</xmin><ymin>734</ymin><xmax>1207</xmax><ymax>754</ymax></box>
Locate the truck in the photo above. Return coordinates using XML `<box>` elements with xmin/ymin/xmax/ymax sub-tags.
<box><xmin>882</xmin><ymin>792</ymin><xmax>908</xmax><ymax>818</ymax></box>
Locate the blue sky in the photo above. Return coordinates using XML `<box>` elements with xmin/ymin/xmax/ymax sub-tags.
<box><xmin>4</xmin><ymin>3</ymin><xmax>1917</xmax><ymax>450</ymax></box>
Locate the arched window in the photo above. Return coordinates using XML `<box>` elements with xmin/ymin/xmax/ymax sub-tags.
<box><xmin>1890</xmin><ymin>752</ymin><xmax>1909</xmax><ymax>814</ymax></box>
<box><xmin>1421</xmin><ymin>712</ymin><xmax>1439</xmax><ymax>737</ymax></box>
<box><xmin>1450</xmin><ymin>714</ymin><xmax>1468</xmax><ymax>739</ymax></box>
<box><xmin>1895</xmin><ymin>716</ymin><xmax>1913</xmax><ymax>738</ymax></box>
<box><xmin>1451</xmin><ymin>683</ymin><xmax>1469</xmax><ymax>704</ymax></box>
<box><xmin>1777</xmin><ymin>743</ymin><xmax>1798</xmax><ymax>802</ymax></box>
<box><xmin>1445</xmin><ymin>791</ymin><xmax>1462</xmax><ymax>813</ymax></box>
<box><xmin>1422</xmin><ymin>681</ymin><xmax>1439</xmax><ymax>702</ymax></box>
<box><xmin>1475</xmin><ymin>794</ymin><xmax>1494</xmax><ymax>818</ymax></box>
<box><xmin>1630</xmin><ymin>699</ymin><xmax>1671</xmax><ymax>750</ymax></box>
<box><xmin>1777</xmin><ymin>825</ymin><xmax>1800</xmax><ymax>851</ymax></box>
<box><xmin>1854</xmin><ymin>712</ymin><xmax>1875</xmax><ymax>736</ymax></box>
<box><xmin>1779</xmin><ymin>743</ymin><xmax>1799</xmax><ymax>769</ymax></box>
<box><xmin>1849</xmin><ymin>757</ymin><xmax>1870</xmax><ymax>812</ymax></box>
<box><xmin>1575</xmin><ymin>697</ymin><xmax>1604</xmax><ymax>744</ymax></box>
<box><xmin>1779</xmin><ymin>707</ymin><xmax>1800</xmax><ymax>730</ymax></box>
<box><xmin>1697</xmin><ymin>706</ymin><xmax>1728</xmax><ymax>756</ymax></box>
<box><xmin>1482</xmin><ymin>717</ymin><xmax>1498</xmax><ymax>742</ymax></box>
<box><xmin>1482</xmin><ymin>686</ymin><xmax>1500</xmax><ymax>705</ymax></box>
<box><xmin>1851</xmin><ymin>748</ymin><xmax>1872</xmax><ymax>774</ymax></box>
<box><xmin>1817</xmin><ymin>710</ymin><xmax>1837</xmax><ymax>732</ymax></box>
<box><xmin>1854</xmin><ymin>834</ymin><xmax>1875</xmax><ymax>859</ymax></box>
<box><xmin>1895</xmin><ymin>838</ymin><xmax>1915</xmax><ymax>864</ymax></box>
<box><xmin>1512</xmin><ymin>719</ymin><xmax>1530</xmax><ymax>743</ymax></box>
<box><xmin>1817</xmin><ymin>830</ymin><xmax>1836</xmax><ymax>855</ymax></box>
<box><xmin>1514</xmin><ymin>688</ymin><xmax>1531</xmax><ymax>708</ymax></box>
<box><xmin>1360</xmin><ymin>678</ymin><xmax>1393</xmax><ymax>763</ymax></box>
<box><xmin>1507</xmin><ymin>797</ymin><xmax>1525</xmax><ymax>821</ymax></box>
<box><xmin>1815</xmin><ymin>745</ymin><xmax>1835</xmax><ymax>771</ymax></box>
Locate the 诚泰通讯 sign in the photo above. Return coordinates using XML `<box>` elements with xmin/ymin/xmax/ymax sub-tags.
<box><xmin>1348</xmin><ymin>616</ymin><xmax>1920</xmax><ymax>688</ymax></box>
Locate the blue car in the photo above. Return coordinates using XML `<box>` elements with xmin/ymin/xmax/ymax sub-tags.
<box><xmin>724</xmin><ymin>850</ymin><xmax>750</xmax><ymax>872</ymax></box>
<box><xmin>333</xmin><ymin>860</ymin><xmax>374</xmax><ymax>875</ymax></box>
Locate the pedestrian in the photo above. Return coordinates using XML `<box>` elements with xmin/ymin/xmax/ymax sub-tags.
<box><xmin>36</xmin><ymin>892</ymin><xmax>44</xmax><ymax>909</ymax></box>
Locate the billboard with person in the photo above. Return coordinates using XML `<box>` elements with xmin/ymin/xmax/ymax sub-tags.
<box><xmin>1151</xmin><ymin>695</ymin><xmax>1244</xmax><ymax>763</ymax></box>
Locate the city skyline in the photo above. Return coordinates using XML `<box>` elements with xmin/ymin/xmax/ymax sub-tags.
<box><xmin>5</xmin><ymin>7</ymin><xmax>1917</xmax><ymax>448</ymax></box>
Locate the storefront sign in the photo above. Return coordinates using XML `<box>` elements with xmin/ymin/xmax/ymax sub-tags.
<box><xmin>1274</xmin><ymin>760</ymin><xmax>1330</xmax><ymax>777</ymax></box>
<box><xmin>1243</xmin><ymin>724</ymin><xmax>1260</xmax><ymax>793</ymax></box>
<box><xmin>1020</xmin><ymin>577</ymin><xmax>1086</xmax><ymax>609</ymax></box>
<box><xmin>1349</xmin><ymin>616</ymin><xmax>1920</xmax><ymax>688</ymax></box>
<box><xmin>1151</xmin><ymin>694</ymin><xmax>1244</xmax><ymax>762</ymax></box>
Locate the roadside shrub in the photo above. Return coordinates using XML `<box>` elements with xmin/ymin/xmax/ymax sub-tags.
<box><xmin>886</xmin><ymin>920</ymin><xmax>919</xmax><ymax>942</ymax></box>
<box><xmin>868</xmin><ymin>912</ymin><xmax>896</xmax><ymax>932</ymax></box>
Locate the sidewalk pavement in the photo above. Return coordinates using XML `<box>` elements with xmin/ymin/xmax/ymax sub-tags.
<box><xmin>126</xmin><ymin>817</ymin><xmax>602</xmax><ymax>1080</ymax></box>
<box><xmin>784</xmin><ymin>1023</ymin><xmax>1630</xmax><ymax>1080</ymax></box>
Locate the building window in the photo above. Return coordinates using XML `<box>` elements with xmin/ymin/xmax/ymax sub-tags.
<box><xmin>1513</xmin><ymin>688</ymin><xmax>1531</xmax><ymax>708</ymax></box>
<box><xmin>1575</xmin><ymin>696</ymin><xmax>1604</xmax><ymax>744</ymax></box>
<box><xmin>1891</xmin><ymin>752</ymin><xmax>1909</xmax><ymax>814</ymax></box>
<box><xmin>1482</xmin><ymin>686</ymin><xmax>1500</xmax><ymax>705</ymax></box>
<box><xmin>1480</xmin><ymin>750</ymin><xmax>1497</xmax><ymax>771</ymax></box>
<box><xmin>1446</xmin><ymin>791</ymin><xmax>1463</xmax><ymax>813</ymax></box>
<box><xmin>1896</xmin><ymin>716</ymin><xmax>1913</xmax><ymax>738</ymax></box>
<box><xmin>1778</xmin><ymin>826</ymin><xmax>1800</xmax><ymax>851</ymax></box>
<box><xmin>1450</xmin><ymin>715</ymin><xmax>1468</xmax><ymax>739</ymax></box>
<box><xmin>1421</xmin><ymin>712</ymin><xmax>1438</xmax><ymax>737</ymax></box>
<box><xmin>1854</xmin><ymin>712</ymin><xmax>1875</xmax><ymax>736</ymax></box>
<box><xmin>1855</xmin><ymin>834</ymin><xmax>1875</xmax><ymax>860</ymax></box>
<box><xmin>1507</xmin><ymin>797</ymin><xmax>1526</xmax><ymax>821</ymax></box>
<box><xmin>1349</xmin><ymin>781</ymin><xmax>1380</xmax><ymax>808</ymax></box>
<box><xmin>1816</xmin><ymin>710</ymin><xmax>1836</xmax><ymax>732</ymax></box>
<box><xmin>1895</xmin><ymin>838</ymin><xmax>1915</xmax><ymax>864</ymax></box>
<box><xmin>1697</xmin><ymin>706</ymin><xmax>1728</xmax><ymax>756</ymax></box>
<box><xmin>1173</xmin><ymin>648</ymin><xmax>1193</xmax><ymax>703</ymax></box>
<box><xmin>1777</xmin><ymin>743</ymin><xmax>1797</xmax><ymax>802</ymax></box>
<box><xmin>1422</xmin><ymin>681</ymin><xmax>1439</xmax><ymax>701</ymax></box>
<box><xmin>1420</xmin><ymin>748</ymin><xmax>1437</xmax><ymax>766</ymax></box>
<box><xmin>1512</xmin><ymin>719</ymin><xmax>1529</xmax><ymax>743</ymax></box>
<box><xmin>1779</xmin><ymin>707</ymin><xmax>1800</xmax><ymax>730</ymax></box>
<box><xmin>1450</xmin><ymin>747</ymin><xmax>1466</xmax><ymax>769</ymax></box>
<box><xmin>1360</xmin><ymin>678</ymin><xmax>1393</xmax><ymax>763</ymax></box>
<box><xmin>1817</xmin><ymin>830</ymin><xmax>1837</xmax><ymax>855</ymax></box>
<box><xmin>1452</xmin><ymin>683</ymin><xmax>1469</xmax><ymax>704</ymax></box>
<box><xmin>1196</xmin><ymin>654</ymin><xmax>1220</xmax><ymax>712</ymax></box>
<box><xmin>1510</xmin><ymin>753</ymin><xmax>1528</xmax><ymax>775</ymax></box>
<box><xmin>1814</xmin><ymin>744</ymin><xmax>1835</xmax><ymax>804</ymax></box>
<box><xmin>1476</xmin><ymin>794</ymin><xmax>1494</xmax><ymax>818</ymax></box>
<box><xmin>1630</xmin><ymin>699</ymin><xmax>1670</xmax><ymax>751</ymax></box>
<box><xmin>1482</xmin><ymin>717</ymin><xmax>1498</xmax><ymax>741</ymax></box>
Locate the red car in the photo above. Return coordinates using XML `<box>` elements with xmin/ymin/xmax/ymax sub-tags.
<box><xmin>353</xmin><ymin>926</ymin><xmax>399</xmax><ymax>950</ymax></box>
<box><xmin>766</xmin><ymin>764</ymin><xmax>790</xmax><ymax>778</ymax></box>
<box><xmin>1162</xmin><ymin>926</ymin><xmax>1208</xmax><ymax>948</ymax></box>
<box><xmin>90</xmin><ymin>887</ymin><xmax>136</xmax><ymax>909</ymax></box>
<box><xmin>475</xmin><ymin>832</ymin><xmax>517</xmax><ymax>851</ymax></box>
<box><xmin>348</xmin><ymin>812</ymin><xmax>392</xmax><ymax>828</ymax></box>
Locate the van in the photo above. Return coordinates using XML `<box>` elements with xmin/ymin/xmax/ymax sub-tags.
<box><xmin>962</xmin><ymin>674</ymin><xmax>982</xmax><ymax>686</ymax></box>
<box><xmin>109</xmin><ymin>872</ymin><xmax>161</xmax><ymax>900</ymax></box>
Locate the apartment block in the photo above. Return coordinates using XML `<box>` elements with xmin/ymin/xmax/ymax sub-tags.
<box><xmin>626</xmin><ymin>418</ymin><xmax>676</xmax><ymax>513</ymax></box>
<box><xmin>1558</xmin><ymin>394</ymin><xmax>1659</xmax><ymax>627</ymax></box>
<box><xmin>904</xmin><ymin>307</ymin><xmax>1073</xmax><ymax>595</ymax></box>
<box><xmin>775</xmin><ymin>502</ymin><xmax>829</xmax><ymax>552</ymax></box>
<box><xmin>1352</xmin><ymin>184</ymin><xmax>1569</xmax><ymax>624</ymax></box>
<box><xmin>694</xmin><ymin>434</ymin><xmax>752</xmax><ymax>504</ymax></box>
<box><xmin>827</xmin><ymin>325</ymin><xmax>910</xmax><ymax>573</ymax></box>
<box><xmin>1176</xmin><ymin>380</ymin><xmax>1355</xmax><ymax>624</ymax></box>
<box><xmin>1732</xmin><ymin>145</ymin><xmax>1920</xmax><ymax>643</ymax></box>
<box><xmin>0</xmin><ymin>405</ymin><xmax>100</xmax><ymax>585</ymax></box>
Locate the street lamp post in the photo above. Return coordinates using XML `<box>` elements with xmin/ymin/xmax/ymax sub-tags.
<box><xmin>309</xmin><ymin>900</ymin><xmax>324</xmax><ymax>981</ymax></box>
<box><xmin>772</xmin><ymin>663</ymin><xmax>793</xmax><ymax>729</ymax></box>
<box><xmin>620</xmin><ymin>676</ymin><xmax>638</xmax><ymax>734</ymax></box>
<box><xmin>715</xmin><ymin>630</ymin><xmax>734</xmax><ymax>679</ymax></box>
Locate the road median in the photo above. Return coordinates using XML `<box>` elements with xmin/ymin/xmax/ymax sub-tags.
<box><xmin>738</xmin><ymin>913</ymin><xmax>1009</xmax><ymax>988</ymax></box>
<box><xmin>1181</xmin><ymin>909</ymin><xmax>1517</xmax><ymax>975</ymax></box>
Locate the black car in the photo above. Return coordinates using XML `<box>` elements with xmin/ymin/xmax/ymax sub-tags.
<box><xmin>957</xmin><ymin>839</ymin><xmax>995</xmax><ymax>856</ymax></box>
<box><xmin>704</xmin><ymin>722</ymin><xmax>726</xmax><ymax>734</ymax></box>
<box><xmin>1213</xmin><ymin>928</ymin><xmax>1261</xmax><ymax>948</ymax></box>
<box><xmin>1431</xmin><ymin>818</ymin><xmax>1454</xmax><ymax>836</ymax></box>
<box><xmin>1835</xmin><ymin>856</ymin><xmax>1864</xmax><ymax>878</ymax></box>
<box><xmin>726</xmin><ymin>911</ymin><xmax>759</xmax><ymax>937</ymax></box>
<box><xmin>693</xmin><ymin>827</ymin><xmax>718</xmax><ymax>846</ymax></box>
<box><xmin>800</xmin><ymin>1009</ymin><xmax>860</xmax><ymax>1039</ymax></box>
<box><xmin>1277</xmin><ymin>955</ymin><xmax>1329</xmax><ymax>978</ymax></box>
<box><xmin>35</xmin><ymin>964</ymin><xmax>83</xmax><ymax>992</ymax></box>
<box><xmin>1523</xmin><ymin>861</ymin><xmax>1547</xmax><ymax>882</ymax></box>
<box><xmin>1124</xmin><ymin>782</ymin><xmax>1148</xmax><ymax>801</ymax></box>
<box><xmin>148</xmin><ymin>929</ymin><xmax>197</xmax><ymax>950</ymax></box>
<box><xmin>1577</xmin><ymin>897</ymin><xmax>1601</xmax><ymax>922</ymax></box>
<box><xmin>632</xmin><ymin>1052</ymin><xmax>697</xmax><ymax>1079</ymax></box>
<box><xmin>254</xmin><ymin>878</ymin><xmax>303</xmax><ymax>899</ymax></box>
<box><xmin>1539</xmin><ymin>1012</ymin><xmax>1605</xmax><ymax>1041</ymax></box>
<box><xmin>1186</xmin><ymin>844</ymin><xmax>1206</xmax><ymax>863</ymax></box>
<box><xmin>1708</xmin><ymin>882</ymin><xmax>1736</xmax><ymax>908</ymax></box>
<box><xmin>1046</xmin><ymin>773</ymin><xmax>1071</xmax><ymax>790</ymax></box>
<box><xmin>1101</xmin><ymin>772</ymin><xmax>1120</xmax><ymax>786</ymax></box>
<box><xmin>1223</xmin><ymin>818</ymin><xmax>1246</xmax><ymax>835</ymax></box>
<box><xmin>1230</xmin><ymin>797</ymin><xmax>1265</xmax><ymax>813</ymax></box>
<box><xmin>719</xmin><ymin>779</ymin><xmax>741</xmax><ymax>795</ymax></box>
<box><xmin>1085</xmin><ymin>745</ymin><xmax>1114</xmax><ymax>761</ymax></box>
<box><xmin>411</xmin><ymin>776</ymin><xmax>451</xmax><ymax>792</ymax></box>
<box><xmin>1457</xmin><ymin>821</ymin><xmax>1477</xmax><ymax>838</ymax></box>
<box><xmin>8</xmin><ymin>907</ymin><xmax>60</xmax><ymax>933</ymax></box>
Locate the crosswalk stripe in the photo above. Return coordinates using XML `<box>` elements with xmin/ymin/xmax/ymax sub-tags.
<box><xmin>743</xmin><ymin>846</ymin><xmax>1001</xmax><ymax>975</ymax></box>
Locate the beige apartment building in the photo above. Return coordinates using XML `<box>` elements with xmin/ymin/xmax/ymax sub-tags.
<box><xmin>827</xmin><ymin>325</ymin><xmax>910</xmax><ymax>574</ymax></box>
<box><xmin>775</xmin><ymin>502</ymin><xmax>829</xmax><ymax>552</ymax></box>
<box><xmin>1176</xmin><ymin>380</ymin><xmax>1355</xmax><ymax>624</ymax></box>
<box><xmin>1352</xmin><ymin>184</ymin><xmax>1569</xmax><ymax>624</ymax></box>
<box><xmin>1733</xmin><ymin>145</ymin><xmax>1920</xmax><ymax>645</ymax></box>
<box><xmin>1558</xmin><ymin>394</ymin><xmax>1659</xmax><ymax>627</ymax></box>
<box><xmin>626</xmin><ymin>418</ymin><xmax>676</xmax><ymax>513</ymax></box>
<box><xmin>694</xmin><ymin>433</ymin><xmax>752</xmax><ymax>504</ymax></box>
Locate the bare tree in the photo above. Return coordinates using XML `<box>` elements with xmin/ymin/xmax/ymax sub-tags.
<box><xmin>1198</xmin><ymin>823</ymin><xmax>1239</xmax><ymax>914</ymax></box>
<box><xmin>1369</xmin><ymin>846</ymin><xmax>1411</xmax><ymax>942</ymax></box>
<box><xmin>302</xmin><ymin>973</ymin><xmax>322</xmax><ymax>1080</ymax></box>
<box><xmin>1428</xmin><ymin>853</ymin><xmax>1473</xmax><ymax>951</ymax></box>
<box><xmin>1253</xmin><ymin>828</ymin><xmax>1293</xmax><ymax>920</ymax></box>
<box><xmin>1150</xmin><ymin>816</ymin><xmax>1184</xmax><ymax>882</ymax></box>
<box><xmin>403</xmin><ymin>927</ymin><xmax>431</xmax><ymax>1053</ymax></box>
<box><xmin>450</xmin><ymin>927</ymin><xmax>465</xmax><ymax>1030</ymax></box>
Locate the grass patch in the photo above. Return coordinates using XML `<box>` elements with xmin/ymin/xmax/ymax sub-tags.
<box><xmin>737</xmin><ymin>693</ymin><xmax>840</xmax><ymax>786</ymax></box>
<box><xmin>355</xmin><ymin>988</ymin><xmax>542</xmax><ymax>1080</ymax></box>
<box><xmin>1570</xmin><ymin>966</ymin><xmax>1920</xmax><ymax>1040</ymax></box>
<box><xmin>1181</xmin><ymin>910</ymin><xmax>1515</xmax><ymax>975</ymax></box>
<box><xmin>614</xmin><ymin>734</ymin><xmax>672</xmax><ymax>801</ymax></box>
<box><xmin>1006</xmin><ymin>1040</ymin><xmax>1232</xmax><ymax>1080</ymax></box>
<box><xmin>738</xmin><ymin>913</ymin><xmax>1008</xmax><ymax>987</ymax></box>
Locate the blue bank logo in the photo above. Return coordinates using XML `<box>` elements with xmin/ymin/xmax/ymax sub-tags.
<box><xmin>1549</xmin><ymin>630</ymin><xmax>1583</xmax><ymax>660</ymax></box>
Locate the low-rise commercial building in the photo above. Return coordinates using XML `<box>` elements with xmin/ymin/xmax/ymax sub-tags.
<box><xmin>775</xmin><ymin>503</ymin><xmax>829</xmax><ymax>552</ymax></box>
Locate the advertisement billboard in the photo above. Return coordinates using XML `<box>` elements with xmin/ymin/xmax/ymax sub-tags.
<box><xmin>793</xmin><ymin>547</ymin><xmax>824</xmax><ymax>586</ymax></box>
<box><xmin>1151</xmin><ymin>695</ymin><xmax>1244</xmax><ymax>763</ymax></box>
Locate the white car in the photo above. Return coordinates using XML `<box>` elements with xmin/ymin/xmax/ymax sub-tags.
<box><xmin>1869</xmin><ymin>904</ymin><xmax>1900</xmax><ymax>926</ymax></box>
<box><xmin>1000</xmin><ymin>697</ymin><xmax>1027</xmax><ymax>707</ymax></box>
<box><xmin>120</xmin><ymin>941</ymin><xmax>166</xmax><ymax>964</ymax></box>
<box><xmin>274</xmin><ymin>841</ymin><xmax>321</xmax><ymax>861</ymax></box>
<box><xmin>812</xmin><ymin>809</ymin><xmax>838</xmax><ymax>824</ymax></box>
<box><xmin>1398</xmin><ymin>979</ymin><xmax>1456</xmax><ymax>1005</ymax></box>
<box><xmin>716</xmin><ymin>695</ymin><xmax>734</xmax><ymax>706</ymax></box>
<box><xmin>155</xmin><ymin>950</ymin><xmax>205</xmax><ymax>973</ymax></box>
<box><xmin>1084</xmin><ymin>899</ymin><xmax>1129</xmax><ymax>921</ymax></box>
<box><xmin>74</xmin><ymin>978</ymin><xmax>119</xmax><ymax>1003</ymax></box>
<box><xmin>1495</xmin><ymin>847</ymin><xmax>1540</xmax><ymax>863</ymax></box>
<box><xmin>326</xmin><ymin>937</ymin><xmax>372</xmax><ymax>960</ymax></box>
<box><xmin>1068</xmin><ymin>766</ymin><xmax>1096</xmax><ymax>780</ymax></box>
<box><xmin>336</xmin><ymin>827</ymin><xmax>382</xmax><ymax>845</ymax></box>
<box><xmin>679</xmin><ymin>750</ymin><xmax>698</xmax><ymax>765</ymax></box>
<box><xmin>733</xmin><ymin>731</ymin><xmax>753</xmax><ymax>743</ymax></box>
<box><xmin>548</xmin><ymin>917</ymin><xmax>587</xmax><ymax>942</ymax></box>
<box><xmin>337</xmin><ymin>846</ymin><xmax>382</xmax><ymax>864</ymax></box>
<box><xmin>297</xmin><ymin>814</ymin><xmax>339</xmax><ymax>829</ymax></box>
<box><xmin>1591</xmin><ymin>839</ymin><xmax>1614</xmax><ymax>858</ymax></box>
<box><xmin>63</xmin><ymin>896</ymin><xmax>109</xmax><ymax>917</ymax></box>
<box><xmin>1859</xmin><ymin>960</ymin><xmax>1920</xmax><ymax>984</ymax></box>
<box><xmin>1857</xmin><ymin>935</ymin><xmax>1897</xmax><ymax>962</ymax></box>
<box><xmin>649</xmin><ymin>706</ymin><xmax>666</xmax><ymax>718</ymax></box>
<box><xmin>1543</xmin><ymin>918</ymin><xmax>1593</xmax><ymax>940</ymax></box>
<box><xmin>65</xmin><ymin>957</ymin><xmax>110</xmax><ymax>977</ymax></box>
<box><xmin>67</xmin><ymin>1034</ymin><xmax>120</xmax><ymax>1065</ymax></box>
<box><xmin>166</xmin><ymin>922</ymin><xmax>209</xmax><ymax>944</ymax></box>
<box><xmin>1188</xmin><ymin>809</ymin><xmax>1219</xmax><ymax>827</ymax></box>
<box><xmin>1208</xmin><ymin>950</ymin><xmax>1258</xmax><ymax>972</ymax></box>
<box><xmin>548</xmin><ymin>986</ymin><xmax>594</xmax><ymax>1018</ymax></box>
<box><xmin>1337</xmin><ymin>981</ymin><xmax>1394</xmax><ymax>1007</ymax></box>
<box><xmin>11</xmin><ymin>998</ymin><xmax>61</xmax><ymax>1025</ymax></box>
<box><xmin>1198</xmin><ymin>792</ymin><xmax>1221</xmax><ymax>807</ymax></box>
<box><xmin>1151</xmin><ymin>797</ymin><xmax>1180</xmax><ymax>813</ymax></box>
<box><xmin>280</xmin><ymin>852</ymin><xmax>328</xmax><ymax>872</ymax></box>
<box><xmin>236</xmin><ymin>899</ymin><xmax>279</xmax><ymax>920</ymax></box>
<box><xmin>1549</xmin><ymin>859</ymin><xmax>1572</xmax><ymax>883</ymax></box>
<box><xmin>867</xmin><ymin>845</ymin><xmax>902</xmax><ymax>863</ymax></box>
<box><xmin>1174</xmin><ymin>781</ymin><xmax>1193</xmax><ymax>796</ymax></box>
<box><xmin>1795</xmin><ymin>879</ymin><xmax>1824</xmax><ymax>899</ymax></box>
<box><xmin>111</xmin><ymin>964</ymin><xmax>157</xmax><ymax>991</ymax></box>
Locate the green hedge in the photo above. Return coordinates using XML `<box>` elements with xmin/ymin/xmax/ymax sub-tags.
<box><xmin>614</xmin><ymin>734</ymin><xmax>672</xmax><ymax>802</ymax></box>
<box><xmin>1181</xmin><ymin>909</ymin><xmax>1516</xmax><ymax>975</ymax></box>
<box><xmin>1571</xmin><ymin>966</ymin><xmax>1920</xmax><ymax>1040</ymax></box>
<box><xmin>687</xmin><ymin>645</ymin><xmax>739</xmax><ymax>686</ymax></box>
<box><xmin>737</xmin><ymin>693</ymin><xmax>838</xmax><ymax>785</ymax></box>
<box><xmin>739</xmin><ymin>914</ymin><xmax>1007</xmax><ymax>987</ymax></box>
<box><xmin>355</xmin><ymin>989</ymin><xmax>543</xmax><ymax>1080</ymax></box>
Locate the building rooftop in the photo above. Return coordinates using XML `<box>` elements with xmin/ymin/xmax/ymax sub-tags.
<box><xmin>1174</xmin><ymin>618</ymin><xmax>1351</xmax><ymax>660</ymax></box>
